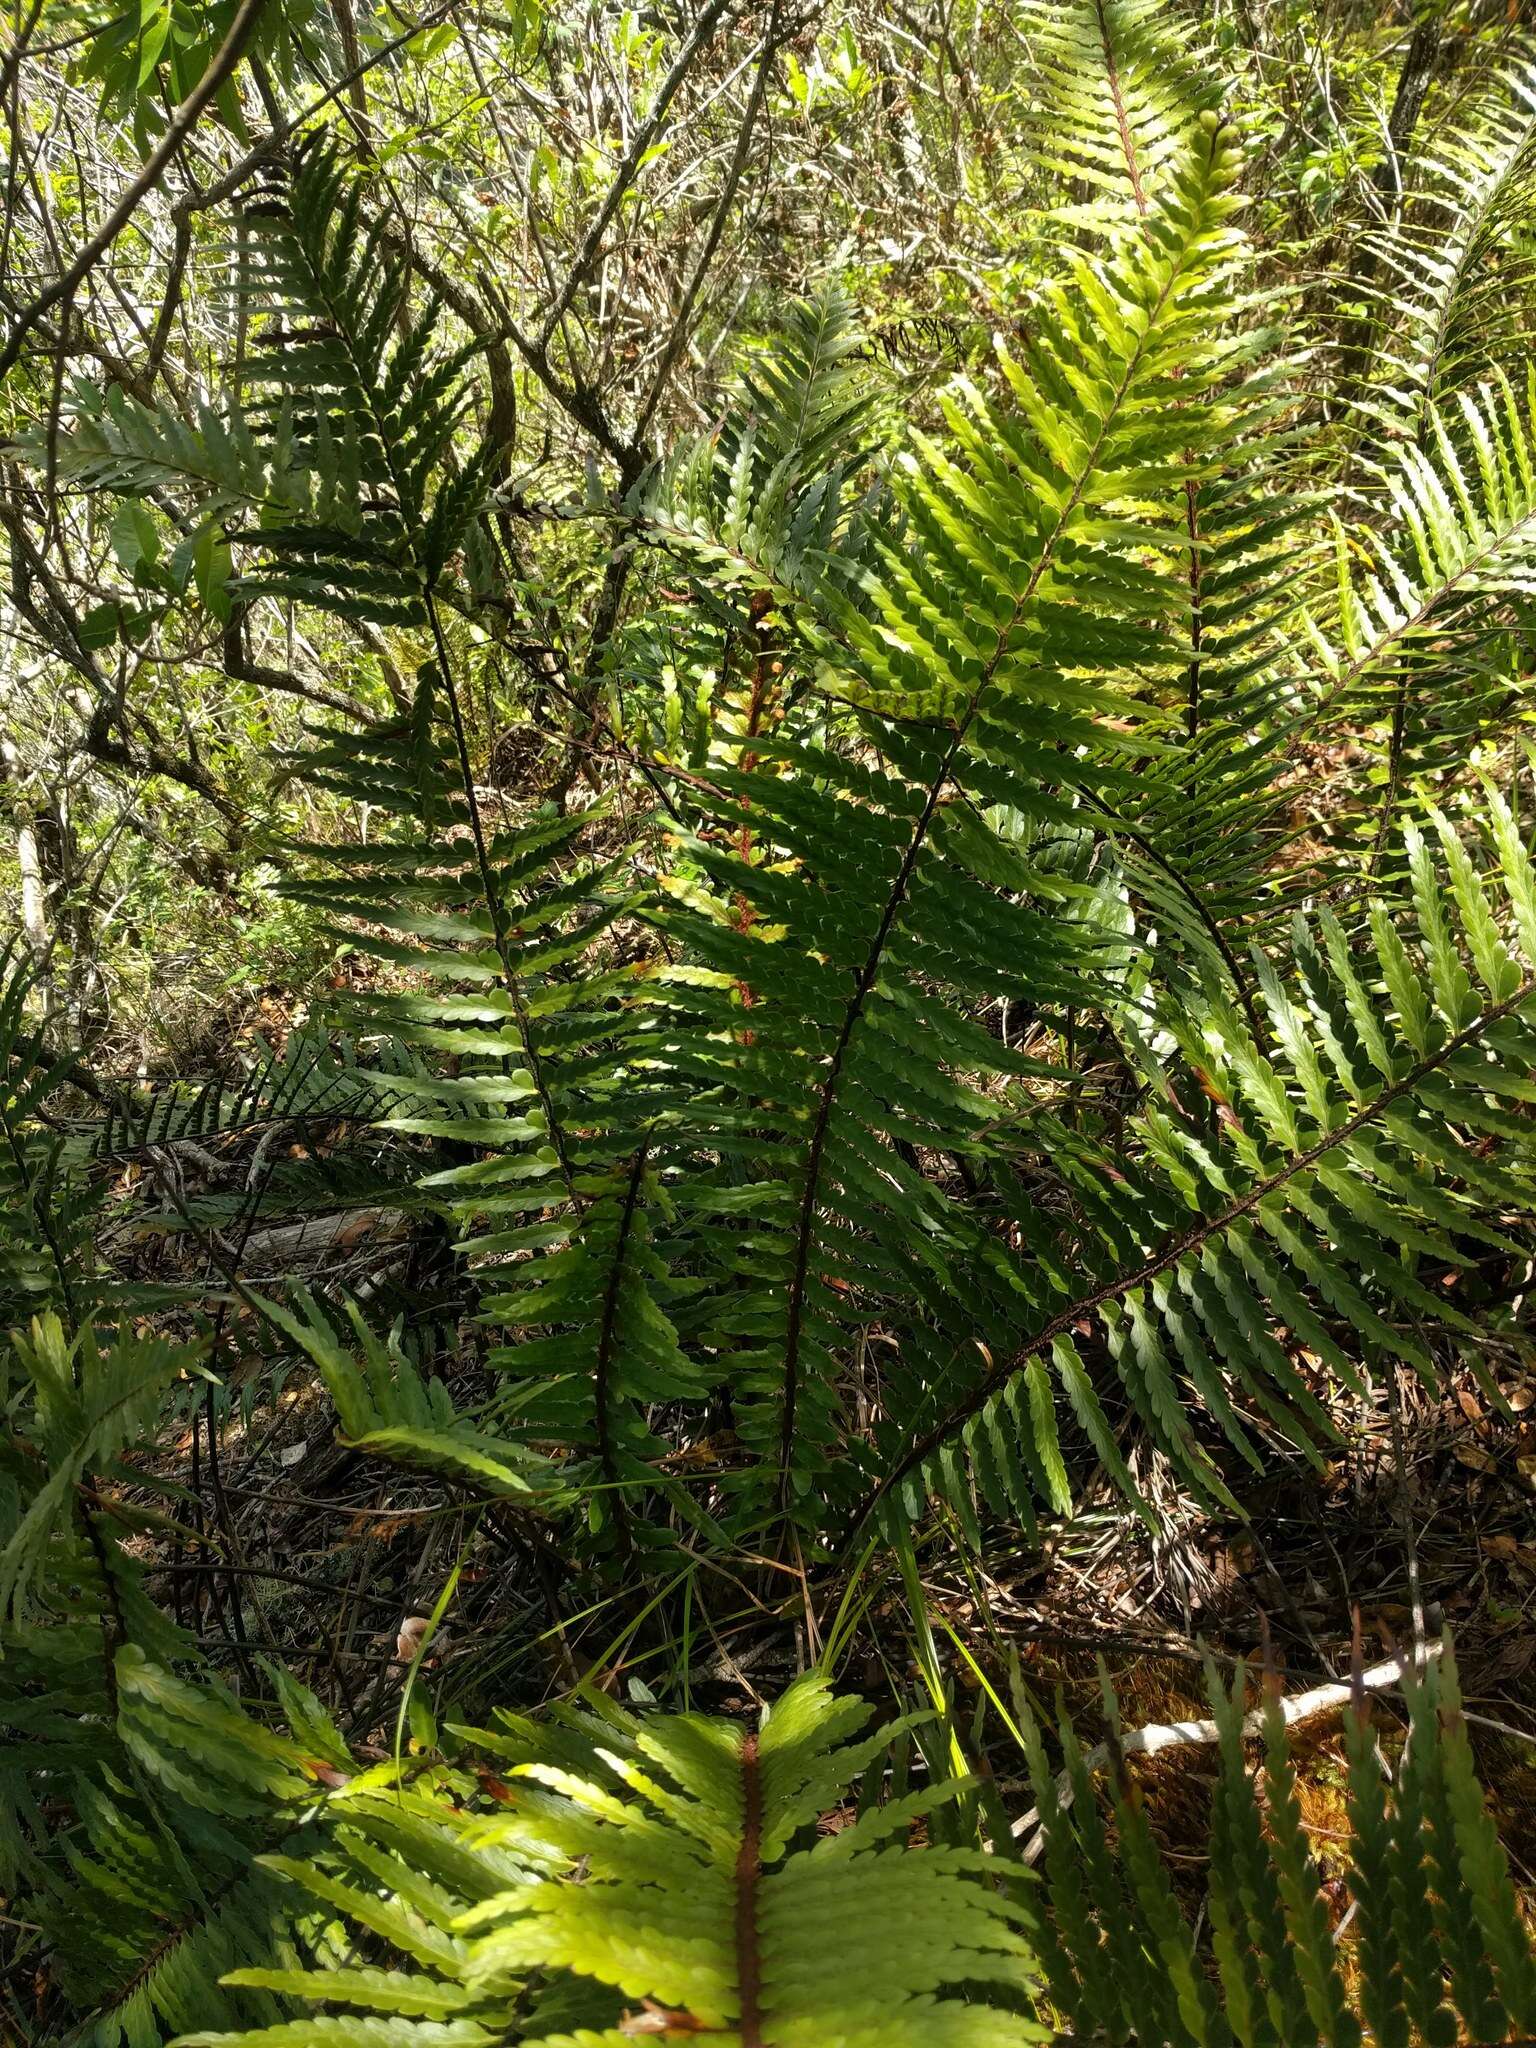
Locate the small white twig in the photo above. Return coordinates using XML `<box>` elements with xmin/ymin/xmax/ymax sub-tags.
<box><xmin>1012</xmin><ymin>1644</ymin><xmax>1442</xmax><ymax>1863</ymax></box>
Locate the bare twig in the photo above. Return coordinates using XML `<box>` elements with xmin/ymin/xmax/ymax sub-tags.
<box><xmin>1011</xmin><ymin>1642</ymin><xmax>1443</xmax><ymax>1861</ymax></box>
<box><xmin>0</xmin><ymin>0</ymin><xmax>272</xmax><ymax>385</ymax></box>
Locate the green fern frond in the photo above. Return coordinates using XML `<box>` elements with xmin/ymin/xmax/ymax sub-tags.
<box><xmin>854</xmin><ymin>808</ymin><xmax>1536</xmax><ymax>1539</ymax></box>
<box><xmin>92</xmin><ymin>1028</ymin><xmax>402</xmax><ymax>1160</ymax></box>
<box><xmin>1308</xmin><ymin>375</ymin><xmax>1536</xmax><ymax>860</ymax></box>
<box><xmin>1347</xmin><ymin>49</ymin><xmax>1536</xmax><ymax>445</ymax></box>
<box><xmin>33</xmin><ymin>1647</ymin><xmax>363</xmax><ymax>2048</ymax></box>
<box><xmin>0</xmin><ymin>1315</ymin><xmax>368</xmax><ymax>2048</ymax></box>
<box><xmin>277</xmin><ymin>709</ymin><xmax>697</xmax><ymax>1510</ymax></box>
<box><xmin>181</xmin><ymin>1675</ymin><xmax>1043</xmax><ymax>2048</ymax></box>
<box><xmin>160</xmin><ymin>1652</ymin><xmax>1536</xmax><ymax>2048</ymax></box>
<box><xmin>0</xmin><ymin>943</ymin><xmax>101</xmax><ymax>1319</ymax></box>
<box><xmin>0</xmin><ymin>1316</ymin><xmax>202</xmax><ymax>1624</ymax></box>
<box><xmin>645</xmin><ymin>114</ymin><xmax>1277</xmax><ymax>1523</ymax></box>
<box><xmin>16</xmin><ymin>374</ymin><xmax>304</xmax><ymax>528</ymax></box>
<box><xmin>1016</xmin><ymin>0</ymin><xmax>1220</xmax><ymax>231</ymax></box>
<box><xmin>19</xmin><ymin>141</ymin><xmax>495</xmax><ymax>634</ymax></box>
<box><xmin>631</xmin><ymin>286</ymin><xmax>890</xmax><ymax>616</ymax></box>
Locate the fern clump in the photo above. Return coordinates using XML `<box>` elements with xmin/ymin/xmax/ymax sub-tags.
<box><xmin>151</xmin><ymin>1651</ymin><xmax>1535</xmax><ymax>2048</ymax></box>
<box><xmin>6</xmin><ymin>1</ymin><xmax>1536</xmax><ymax>2037</ymax></box>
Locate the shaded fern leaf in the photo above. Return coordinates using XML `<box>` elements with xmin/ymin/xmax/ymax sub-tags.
<box><xmin>855</xmin><ymin>808</ymin><xmax>1536</xmax><ymax>1540</ymax></box>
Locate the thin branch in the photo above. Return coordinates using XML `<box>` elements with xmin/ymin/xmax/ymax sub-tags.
<box><xmin>537</xmin><ymin>0</ymin><xmax>744</xmax><ymax>351</ymax></box>
<box><xmin>173</xmin><ymin>0</ymin><xmax>466</xmax><ymax>222</ymax></box>
<box><xmin>633</xmin><ymin>0</ymin><xmax>791</xmax><ymax>445</ymax></box>
<box><xmin>0</xmin><ymin>0</ymin><xmax>272</xmax><ymax>385</ymax></box>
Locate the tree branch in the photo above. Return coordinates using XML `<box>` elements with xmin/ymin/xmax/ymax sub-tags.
<box><xmin>0</xmin><ymin>0</ymin><xmax>272</xmax><ymax>386</ymax></box>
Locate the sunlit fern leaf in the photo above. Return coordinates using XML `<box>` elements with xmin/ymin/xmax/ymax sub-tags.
<box><xmin>167</xmin><ymin>1655</ymin><xmax>1536</xmax><ymax>2048</ymax></box>
<box><xmin>182</xmin><ymin>1674</ymin><xmax>1043</xmax><ymax>2048</ymax></box>
<box><xmin>1016</xmin><ymin>0</ymin><xmax>1220</xmax><ymax>232</ymax></box>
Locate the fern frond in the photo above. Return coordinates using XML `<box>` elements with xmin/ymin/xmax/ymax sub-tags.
<box><xmin>1308</xmin><ymin>376</ymin><xmax>1536</xmax><ymax>859</ymax></box>
<box><xmin>0</xmin><ymin>1316</ymin><xmax>200</xmax><ymax>1623</ymax></box>
<box><xmin>0</xmin><ymin>1315</ymin><xmax>370</xmax><ymax>2048</ymax></box>
<box><xmin>647</xmin><ymin>115</ymin><xmax>1276</xmax><ymax>1523</ymax></box>
<box><xmin>19</xmin><ymin>142</ymin><xmax>495</xmax><ymax>634</ymax></box>
<box><xmin>1347</xmin><ymin>49</ymin><xmax>1536</xmax><ymax>446</ymax></box>
<box><xmin>181</xmin><ymin>1675</ymin><xmax>1042</xmax><ymax>2048</ymax></box>
<box><xmin>93</xmin><ymin>1027</ymin><xmax>403</xmax><ymax>1159</ymax></box>
<box><xmin>1016</xmin><ymin>0</ymin><xmax>1219</xmax><ymax>231</ymax></box>
<box><xmin>854</xmin><ymin>810</ymin><xmax>1536</xmax><ymax>1539</ymax></box>
<box><xmin>277</xmin><ymin>709</ymin><xmax>697</xmax><ymax>1511</ymax></box>
<box><xmin>165</xmin><ymin>1654</ymin><xmax>1536</xmax><ymax>2048</ymax></box>
<box><xmin>259</xmin><ymin>1289</ymin><xmax>565</xmax><ymax>1505</ymax></box>
<box><xmin>631</xmin><ymin>285</ymin><xmax>890</xmax><ymax>616</ymax></box>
